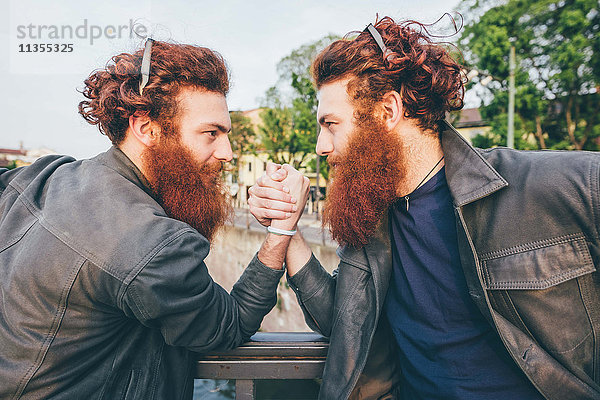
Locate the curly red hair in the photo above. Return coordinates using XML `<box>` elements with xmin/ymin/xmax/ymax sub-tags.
<box><xmin>79</xmin><ymin>41</ymin><xmax>229</xmax><ymax>145</ymax></box>
<box><xmin>312</xmin><ymin>16</ymin><xmax>465</xmax><ymax>132</ymax></box>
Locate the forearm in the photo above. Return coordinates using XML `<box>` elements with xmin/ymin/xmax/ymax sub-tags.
<box><xmin>250</xmin><ymin>161</ymin><xmax>311</xmax><ymax>271</ymax></box>
<box><xmin>230</xmin><ymin>254</ymin><xmax>285</xmax><ymax>341</ymax></box>
<box><xmin>287</xmin><ymin>254</ymin><xmax>337</xmax><ymax>336</ymax></box>
<box><xmin>124</xmin><ymin>245</ymin><xmax>284</xmax><ymax>353</ymax></box>
<box><xmin>284</xmin><ymin>231</ymin><xmax>312</xmax><ymax>276</ymax></box>
<box><xmin>257</xmin><ymin>232</ymin><xmax>294</xmax><ymax>270</ymax></box>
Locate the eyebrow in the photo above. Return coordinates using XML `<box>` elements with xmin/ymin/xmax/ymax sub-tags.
<box><xmin>202</xmin><ymin>123</ymin><xmax>231</xmax><ymax>133</ymax></box>
<box><xmin>318</xmin><ymin>113</ymin><xmax>336</xmax><ymax>125</ymax></box>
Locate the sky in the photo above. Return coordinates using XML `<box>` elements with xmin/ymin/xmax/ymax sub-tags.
<box><xmin>1</xmin><ymin>0</ymin><xmax>462</xmax><ymax>159</ymax></box>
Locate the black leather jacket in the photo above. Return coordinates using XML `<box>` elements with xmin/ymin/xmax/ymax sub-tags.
<box><xmin>0</xmin><ymin>147</ymin><xmax>284</xmax><ymax>399</ymax></box>
<box><xmin>288</xmin><ymin>122</ymin><xmax>600</xmax><ymax>400</ymax></box>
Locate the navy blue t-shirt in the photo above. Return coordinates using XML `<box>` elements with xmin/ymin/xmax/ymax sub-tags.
<box><xmin>384</xmin><ymin>167</ymin><xmax>542</xmax><ymax>399</ymax></box>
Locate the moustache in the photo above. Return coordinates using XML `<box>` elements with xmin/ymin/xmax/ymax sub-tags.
<box><xmin>203</xmin><ymin>161</ymin><xmax>229</xmax><ymax>177</ymax></box>
<box><xmin>327</xmin><ymin>155</ymin><xmax>342</xmax><ymax>168</ymax></box>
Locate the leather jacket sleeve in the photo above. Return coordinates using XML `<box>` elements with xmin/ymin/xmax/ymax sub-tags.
<box><xmin>287</xmin><ymin>253</ymin><xmax>337</xmax><ymax>336</ymax></box>
<box><xmin>121</xmin><ymin>230</ymin><xmax>284</xmax><ymax>352</ymax></box>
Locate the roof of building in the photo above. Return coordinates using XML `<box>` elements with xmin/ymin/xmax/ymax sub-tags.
<box><xmin>0</xmin><ymin>148</ymin><xmax>27</xmax><ymax>156</ymax></box>
<box><xmin>454</xmin><ymin>108</ymin><xmax>489</xmax><ymax>128</ymax></box>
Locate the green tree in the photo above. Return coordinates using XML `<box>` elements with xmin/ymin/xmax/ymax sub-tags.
<box><xmin>258</xmin><ymin>35</ymin><xmax>338</xmax><ymax>174</ymax></box>
<box><xmin>229</xmin><ymin>111</ymin><xmax>256</xmax><ymax>180</ymax></box>
<box><xmin>459</xmin><ymin>0</ymin><xmax>600</xmax><ymax>150</ymax></box>
<box><xmin>276</xmin><ymin>34</ymin><xmax>340</xmax><ymax>86</ymax></box>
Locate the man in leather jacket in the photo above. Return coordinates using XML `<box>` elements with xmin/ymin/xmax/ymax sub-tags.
<box><xmin>0</xmin><ymin>40</ymin><xmax>308</xmax><ymax>399</ymax></box>
<box><xmin>249</xmin><ymin>17</ymin><xmax>600</xmax><ymax>399</ymax></box>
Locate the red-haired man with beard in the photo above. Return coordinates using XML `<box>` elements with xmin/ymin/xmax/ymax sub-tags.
<box><xmin>249</xmin><ymin>17</ymin><xmax>600</xmax><ymax>400</ymax></box>
<box><xmin>0</xmin><ymin>40</ymin><xmax>308</xmax><ymax>399</ymax></box>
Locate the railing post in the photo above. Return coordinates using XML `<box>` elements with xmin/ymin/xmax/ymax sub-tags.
<box><xmin>235</xmin><ymin>380</ymin><xmax>255</xmax><ymax>400</ymax></box>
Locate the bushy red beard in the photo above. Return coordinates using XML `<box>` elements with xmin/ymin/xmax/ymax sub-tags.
<box><xmin>142</xmin><ymin>135</ymin><xmax>233</xmax><ymax>242</ymax></box>
<box><xmin>322</xmin><ymin>116</ymin><xmax>404</xmax><ymax>248</ymax></box>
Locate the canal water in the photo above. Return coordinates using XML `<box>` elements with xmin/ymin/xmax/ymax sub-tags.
<box><xmin>193</xmin><ymin>379</ymin><xmax>235</xmax><ymax>399</ymax></box>
<box><xmin>193</xmin><ymin>379</ymin><xmax>320</xmax><ymax>399</ymax></box>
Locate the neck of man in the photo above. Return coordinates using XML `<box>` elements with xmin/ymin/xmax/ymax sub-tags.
<box><xmin>395</xmin><ymin>122</ymin><xmax>444</xmax><ymax>197</ymax></box>
<box><xmin>118</xmin><ymin>134</ymin><xmax>149</xmax><ymax>179</ymax></box>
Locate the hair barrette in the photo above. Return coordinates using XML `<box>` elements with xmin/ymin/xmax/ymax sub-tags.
<box><xmin>139</xmin><ymin>38</ymin><xmax>154</xmax><ymax>95</ymax></box>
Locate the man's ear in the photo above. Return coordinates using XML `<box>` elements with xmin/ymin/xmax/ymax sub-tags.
<box><xmin>128</xmin><ymin>113</ymin><xmax>161</xmax><ymax>147</ymax></box>
<box><xmin>381</xmin><ymin>90</ymin><xmax>404</xmax><ymax>131</ymax></box>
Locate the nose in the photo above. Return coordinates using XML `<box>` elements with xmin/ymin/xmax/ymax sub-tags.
<box><xmin>214</xmin><ymin>135</ymin><xmax>233</xmax><ymax>162</ymax></box>
<box><xmin>316</xmin><ymin>129</ymin><xmax>334</xmax><ymax>156</ymax></box>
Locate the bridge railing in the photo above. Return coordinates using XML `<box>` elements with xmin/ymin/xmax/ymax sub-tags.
<box><xmin>195</xmin><ymin>332</ymin><xmax>329</xmax><ymax>400</ymax></box>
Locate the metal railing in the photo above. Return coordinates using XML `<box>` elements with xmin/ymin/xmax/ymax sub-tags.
<box><xmin>195</xmin><ymin>332</ymin><xmax>329</xmax><ymax>399</ymax></box>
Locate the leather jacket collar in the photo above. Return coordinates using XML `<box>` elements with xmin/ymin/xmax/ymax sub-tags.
<box><xmin>93</xmin><ymin>146</ymin><xmax>155</xmax><ymax>198</ymax></box>
<box><xmin>440</xmin><ymin>120</ymin><xmax>508</xmax><ymax>207</ymax></box>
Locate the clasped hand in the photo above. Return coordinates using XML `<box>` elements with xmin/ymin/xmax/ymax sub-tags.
<box><xmin>248</xmin><ymin>162</ymin><xmax>310</xmax><ymax>231</ymax></box>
